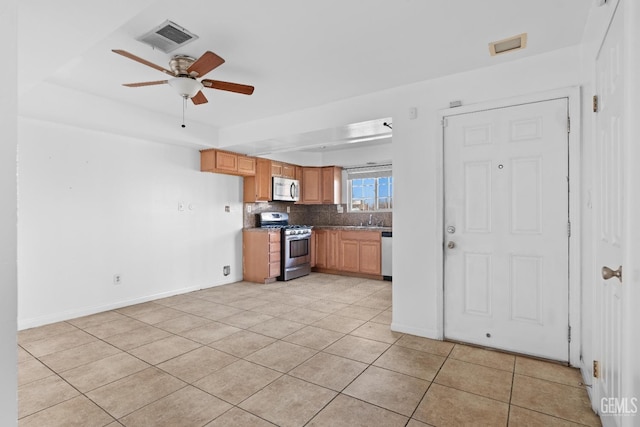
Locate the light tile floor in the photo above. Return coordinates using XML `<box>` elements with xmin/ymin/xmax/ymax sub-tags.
<box><xmin>17</xmin><ymin>273</ymin><xmax>602</xmax><ymax>426</ymax></box>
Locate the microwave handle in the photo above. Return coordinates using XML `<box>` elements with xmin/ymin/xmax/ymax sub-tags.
<box><xmin>290</xmin><ymin>182</ymin><xmax>295</xmax><ymax>199</ymax></box>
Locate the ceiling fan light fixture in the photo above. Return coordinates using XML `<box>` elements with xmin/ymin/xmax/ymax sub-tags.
<box><xmin>168</xmin><ymin>77</ymin><xmax>203</xmax><ymax>98</ymax></box>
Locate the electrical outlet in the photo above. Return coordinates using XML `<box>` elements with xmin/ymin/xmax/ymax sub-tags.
<box><xmin>223</xmin><ymin>265</ymin><xmax>231</xmax><ymax>276</ymax></box>
<box><xmin>286</xmin><ymin>206</ymin><xmax>290</xmax><ymax>213</ymax></box>
<box><xmin>225</xmin><ymin>205</ymin><xmax>231</xmax><ymax>213</ymax></box>
<box><xmin>113</xmin><ymin>274</ymin><xmax>122</xmax><ymax>285</ymax></box>
<box><xmin>246</xmin><ymin>204</ymin><xmax>252</xmax><ymax>213</ymax></box>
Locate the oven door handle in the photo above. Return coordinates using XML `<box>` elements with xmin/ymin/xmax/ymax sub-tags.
<box><xmin>286</xmin><ymin>235</ymin><xmax>310</xmax><ymax>241</ymax></box>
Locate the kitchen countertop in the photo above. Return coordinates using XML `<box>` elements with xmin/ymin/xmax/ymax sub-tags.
<box><xmin>243</xmin><ymin>226</ymin><xmax>392</xmax><ymax>232</ymax></box>
<box><xmin>243</xmin><ymin>227</ymin><xmax>275</xmax><ymax>232</ymax></box>
<box><xmin>313</xmin><ymin>225</ymin><xmax>392</xmax><ymax>232</ymax></box>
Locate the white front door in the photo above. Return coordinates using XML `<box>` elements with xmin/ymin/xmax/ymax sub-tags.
<box><xmin>443</xmin><ymin>98</ymin><xmax>570</xmax><ymax>361</ymax></box>
<box><xmin>593</xmin><ymin>2</ymin><xmax>627</xmax><ymax>425</ymax></box>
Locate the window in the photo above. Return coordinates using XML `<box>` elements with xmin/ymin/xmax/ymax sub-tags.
<box><xmin>346</xmin><ymin>165</ymin><xmax>393</xmax><ymax>212</ymax></box>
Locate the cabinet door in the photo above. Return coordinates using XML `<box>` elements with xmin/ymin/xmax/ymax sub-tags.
<box><xmin>322</xmin><ymin>166</ymin><xmax>342</xmax><ymax>204</ymax></box>
<box><xmin>216</xmin><ymin>151</ymin><xmax>238</xmax><ymax>172</ymax></box>
<box><xmin>282</xmin><ymin>164</ymin><xmax>296</xmax><ymax>179</ymax></box>
<box><xmin>327</xmin><ymin>230</ymin><xmax>340</xmax><ymax>269</ymax></box>
<box><xmin>271</xmin><ymin>162</ymin><xmax>283</xmax><ymax>177</ymax></box>
<box><xmin>340</xmin><ymin>239</ymin><xmax>360</xmax><ymax>272</ymax></box>
<box><xmin>359</xmin><ymin>240</ymin><xmax>381</xmax><ymax>274</ymax></box>
<box><xmin>310</xmin><ymin>231</ymin><xmax>316</xmax><ymax>267</ymax></box>
<box><xmin>295</xmin><ymin>166</ymin><xmax>304</xmax><ymax>205</ymax></box>
<box><xmin>237</xmin><ymin>156</ymin><xmax>256</xmax><ymax>176</ymax></box>
<box><xmin>314</xmin><ymin>230</ymin><xmax>327</xmax><ymax>268</ymax></box>
<box><xmin>302</xmin><ymin>167</ymin><xmax>322</xmax><ymax>204</ymax></box>
<box><xmin>255</xmin><ymin>158</ymin><xmax>272</xmax><ymax>201</ymax></box>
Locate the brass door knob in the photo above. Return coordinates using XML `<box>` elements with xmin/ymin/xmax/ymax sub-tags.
<box><xmin>447</xmin><ymin>241</ymin><xmax>456</xmax><ymax>249</ymax></box>
<box><xmin>602</xmin><ymin>266</ymin><xmax>622</xmax><ymax>282</ymax></box>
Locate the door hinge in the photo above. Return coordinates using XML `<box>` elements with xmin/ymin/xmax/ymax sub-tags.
<box><xmin>567</xmin><ymin>221</ymin><xmax>571</xmax><ymax>237</ymax></box>
<box><xmin>567</xmin><ymin>116</ymin><xmax>571</xmax><ymax>133</ymax></box>
<box><xmin>568</xmin><ymin>325</ymin><xmax>572</xmax><ymax>343</ymax></box>
<box><xmin>593</xmin><ymin>360</ymin><xmax>600</xmax><ymax>378</ymax></box>
<box><xmin>593</xmin><ymin>95</ymin><xmax>598</xmax><ymax>113</ymax></box>
<box><xmin>441</xmin><ymin>118</ymin><xmax>448</xmax><ymax>128</ymax></box>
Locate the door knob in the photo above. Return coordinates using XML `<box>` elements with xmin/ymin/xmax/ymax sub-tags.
<box><xmin>602</xmin><ymin>266</ymin><xmax>622</xmax><ymax>282</ymax></box>
<box><xmin>447</xmin><ymin>241</ymin><xmax>456</xmax><ymax>249</ymax></box>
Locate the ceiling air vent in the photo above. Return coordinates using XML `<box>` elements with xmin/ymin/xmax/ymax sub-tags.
<box><xmin>489</xmin><ymin>33</ymin><xmax>527</xmax><ymax>56</ymax></box>
<box><xmin>136</xmin><ymin>20</ymin><xmax>198</xmax><ymax>53</ymax></box>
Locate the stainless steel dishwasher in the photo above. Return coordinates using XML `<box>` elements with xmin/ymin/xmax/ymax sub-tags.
<box><xmin>381</xmin><ymin>231</ymin><xmax>392</xmax><ymax>281</ymax></box>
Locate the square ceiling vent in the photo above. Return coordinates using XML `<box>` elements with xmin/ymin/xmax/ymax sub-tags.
<box><xmin>489</xmin><ymin>33</ymin><xmax>527</xmax><ymax>56</ymax></box>
<box><xmin>136</xmin><ymin>20</ymin><xmax>198</xmax><ymax>53</ymax></box>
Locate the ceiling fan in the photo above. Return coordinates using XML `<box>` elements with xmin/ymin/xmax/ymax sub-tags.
<box><xmin>112</xmin><ymin>49</ymin><xmax>255</xmax><ymax>105</ymax></box>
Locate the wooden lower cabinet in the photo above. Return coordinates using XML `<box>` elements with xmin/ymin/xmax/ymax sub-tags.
<box><xmin>359</xmin><ymin>240</ymin><xmax>382</xmax><ymax>275</ymax></box>
<box><xmin>314</xmin><ymin>229</ymin><xmax>381</xmax><ymax>278</ymax></box>
<box><xmin>339</xmin><ymin>239</ymin><xmax>360</xmax><ymax>272</ymax></box>
<box><xmin>243</xmin><ymin>230</ymin><xmax>281</xmax><ymax>283</ymax></box>
<box><xmin>314</xmin><ymin>229</ymin><xmax>339</xmax><ymax>270</ymax></box>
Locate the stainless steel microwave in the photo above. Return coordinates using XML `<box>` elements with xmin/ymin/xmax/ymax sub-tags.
<box><xmin>272</xmin><ymin>176</ymin><xmax>300</xmax><ymax>202</ymax></box>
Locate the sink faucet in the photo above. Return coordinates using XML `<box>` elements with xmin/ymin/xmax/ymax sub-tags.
<box><xmin>368</xmin><ymin>214</ymin><xmax>372</xmax><ymax>225</ymax></box>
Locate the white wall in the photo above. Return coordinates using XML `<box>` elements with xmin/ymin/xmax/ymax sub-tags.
<box><xmin>391</xmin><ymin>48</ymin><xmax>582</xmax><ymax>338</ymax></box>
<box><xmin>18</xmin><ymin>120</ymin><xmax>244</xmax><ymax>329</ymax></box>
<box><xmin>1</xmin><ymin>0</ymin><xmax>18</xmax><ymax>424</ymax></box>
<box><xmin>218</xmin><ymin>46</ymin><xmax>583</xmax><ymax>339</ymax></box>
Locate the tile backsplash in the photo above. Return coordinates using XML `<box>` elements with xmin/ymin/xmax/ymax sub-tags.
<box><xmin>243</xmin><ymin>202</ymin><xmax>392</xmax><ymax>228</ymax></box>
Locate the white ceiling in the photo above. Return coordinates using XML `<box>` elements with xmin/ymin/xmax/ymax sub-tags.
<box><xmin>18</xmin><ymin>0</ymin><xmax>592</xmax><ymax>152</ymax></box>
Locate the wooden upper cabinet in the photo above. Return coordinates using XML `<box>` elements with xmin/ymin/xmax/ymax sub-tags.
<box><xmin>301</xmin><ymin>167</ymin><xmax>322</xmax><ymax>204</ymax></box>
<box><xmin>295</xmin><ymin>166</ymin><xmax>304</xmax><ymax>205</ymax></box>
<box><xmin>237</xmin><ymin>156</ymin><xmax>256</xmax><ymax>175</ymax></box>
<box><xmin>216</xmin><ymin>150</ymin><xmax>238</xmax><ymax>172</ymax></box>
<box><xmin>301</xmin><ymin>166</ymin><xmax>342</xmax><ymax>204</ymax></box>
<box><xmin>200</xmin><ymin>149</ymin><xmax>255</xmax><ymax>177</ymax></box>
<box><xmin>200</xmin><ymin>150</ymin><xmax>216</xmax><ymax>172</ymax></box>
<box><xmin>271</xmin><ymin>162</ymin><xmax>283</xmax><ymax>177</ymax></box>
<box><xmin>244</xmin><ymin>158</ymin><xmax>272</xmax><ymax>202</ymax></box>
<box><xmin>322</xmin><ymin>166</ymin><xmax>342</xmax><ymax>204</ymax></box>
<box><xmin>282</xmin><ymin>164</ymin><xmax>296</xmax><ymax>179</ymax></box>
<box><xmin>271</xmin><ymin>161</ymin><xmax>296</xmax><ymax>179</ymax></box>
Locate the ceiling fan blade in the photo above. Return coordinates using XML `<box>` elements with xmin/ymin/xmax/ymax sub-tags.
<box><xmin>112</xmin><ymin>49</ymin><xmax>174</xmax><ymax>76</ymax></box>
<box><xmin>191</xmin><ymin>91</ymin><xmax>208</xmax><ymax>105</ymax></box>
<box><xmin>201</xmin><ymin>79</ymin><xmax>255</xmax><ymax>95</ymax></box>
<box><xmin>187</xmin><ymin>51</ymin><xmax>225</xmax><ymax>77</ymax></box>
<box><xmin>122</xmin><ymin>80</ymin><xmax>169</xmax><ymax>87</ymax></box>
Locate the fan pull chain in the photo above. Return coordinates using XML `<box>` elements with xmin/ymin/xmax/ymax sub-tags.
<box><xmin>181</xmin><ymin>97</ymin><xmax>187</xmax><ymax>128</ymax></box>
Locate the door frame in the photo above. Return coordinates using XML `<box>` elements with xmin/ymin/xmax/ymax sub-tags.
<box><xmin>436</xmin><ymin>87</ymin><xmax>582</xmax><ymax>367</ymax></box>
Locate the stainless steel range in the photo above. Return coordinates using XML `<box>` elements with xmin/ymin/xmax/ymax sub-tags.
<box><xmin>258</xmin><ymin>212</ymin><xmax>312</xmax><ymax>281</ymax></box>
